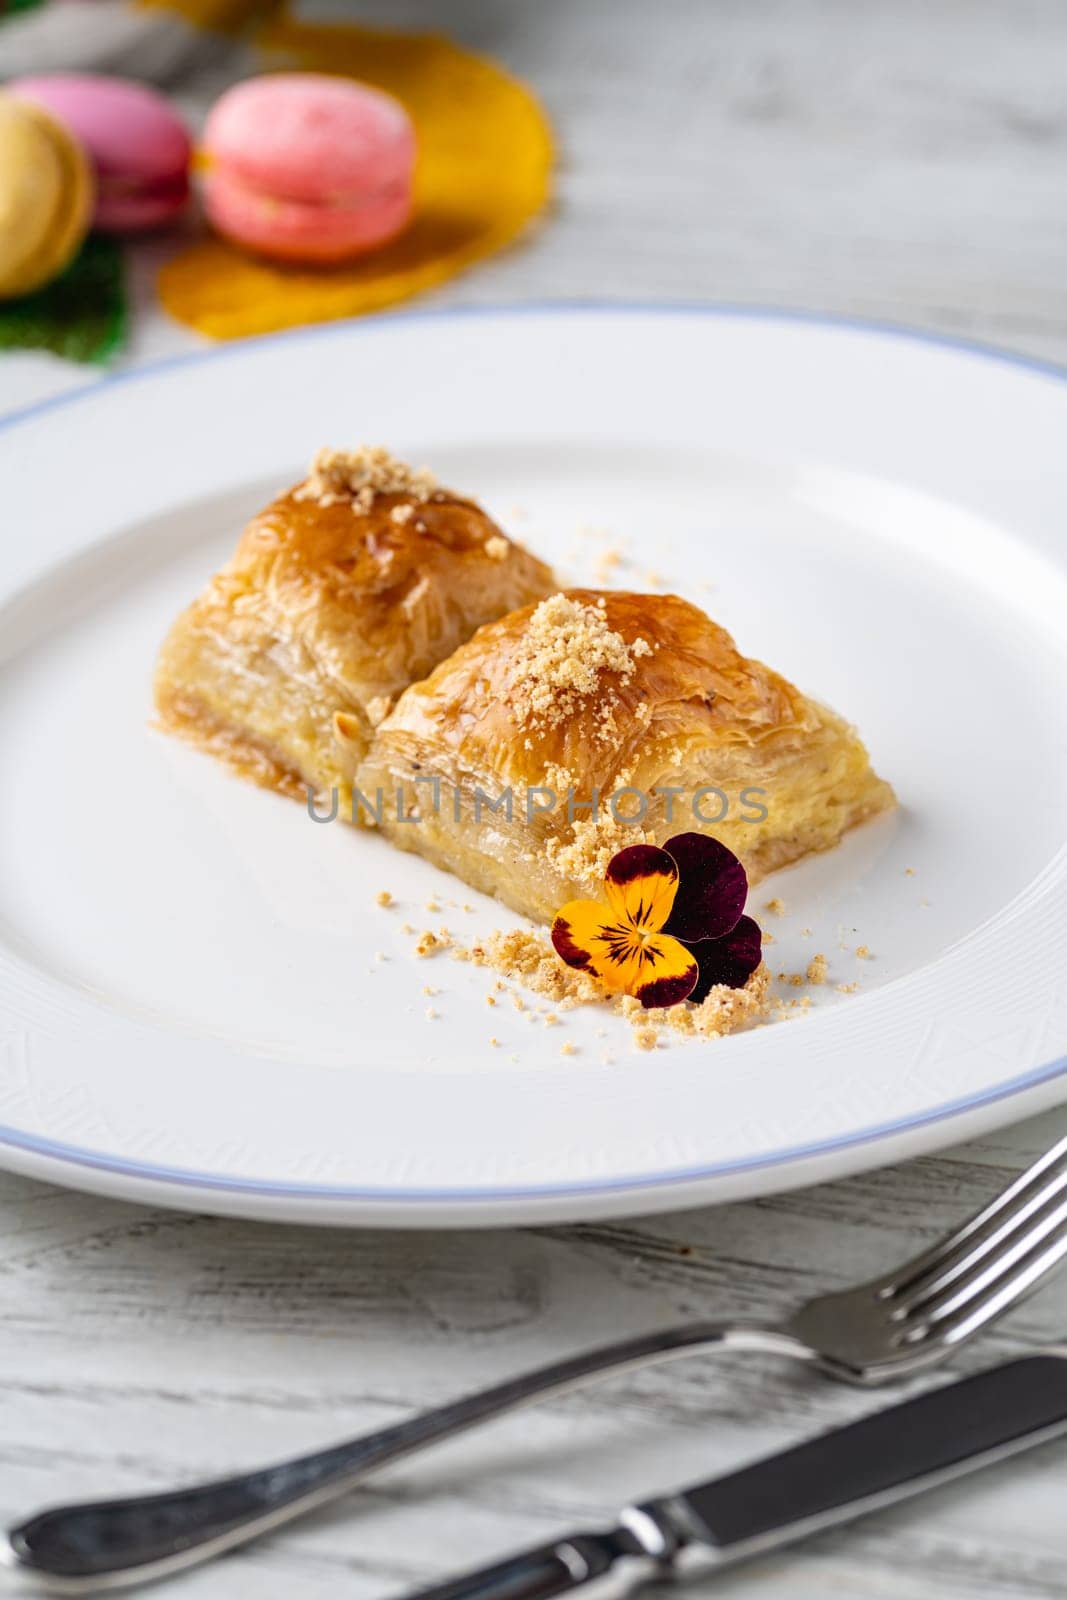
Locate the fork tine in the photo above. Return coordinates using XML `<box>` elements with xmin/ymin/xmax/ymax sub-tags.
<box><xmin>890</xmin><ymin>1156</ymin><xmax>1067</xmax><ymax>1312</ymax></box>
<box><xmin>894</xmin><ymin>1187</ymin><xmax>1067</xmax><ymax>1330</ymax></box>
<box><xmin>881</xmin><ymin>1133</ymin><xmax>1067</xmax><ymax>1301</ymax></box>
<box><xmin>899</xmin><ymin>1220</ymin><xmax>1067</xmax><ymax>1353</ymax></box>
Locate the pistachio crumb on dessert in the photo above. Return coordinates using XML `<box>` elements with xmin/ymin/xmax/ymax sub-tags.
<box><xmin>508</xmin><ymin>595</ymin><xmax>652</xmax><ymax>736</ymax></box>
<box><xmin>440</xmin><ymin>924</ymin><xmax>771</xmax><ymax>1045</ymax></box>
<box><xmin>545</xmin><ymin>811</ymin><xmax>655</xmax><ymax>893</ymax></box>
<box><xmin>484</xmin><ymin>535</ymin><xmax>509</xmax><ymax>561</ymax></box>
<box><xmin>295</xmin><ymin>445</ymin><xmax>437</xmax><ymax>514</ymax></box>
<box><xmin>806</xmin><ymin>953</ymin><xmax>828</xmax><ymax>985</ymax></box>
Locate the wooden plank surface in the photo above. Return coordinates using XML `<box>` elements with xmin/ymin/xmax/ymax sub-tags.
<box><xmin>2</xmin><ymin>3</ymin><xmax>1067</xmax><ymax>1595</ymax></box>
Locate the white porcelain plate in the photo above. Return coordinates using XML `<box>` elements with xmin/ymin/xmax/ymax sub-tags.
<box><xmin>0</xmin><ymin>307</ymin><xmax>1065</xmax><ymax>1226</ymax></box>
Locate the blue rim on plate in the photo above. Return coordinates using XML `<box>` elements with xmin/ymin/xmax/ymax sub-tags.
<box><xmin>2</xmin><ymin>301</ymin><xmax>1066</xmax><ymax>1207</ymax></box>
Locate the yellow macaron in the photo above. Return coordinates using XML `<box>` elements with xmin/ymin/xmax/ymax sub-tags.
<box><xmin>0</xmin><ymin>91</ymin><xmax>94</xmax><ymax>299</ymax></box>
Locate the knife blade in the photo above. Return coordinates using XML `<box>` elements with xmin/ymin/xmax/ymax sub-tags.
<box><xmin>398</xmin><ymin>1353</ymin><xmax>1067</xmax><ymax>1600</ymax></box>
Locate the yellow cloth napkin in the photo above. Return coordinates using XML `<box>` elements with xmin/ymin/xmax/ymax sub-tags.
<box><xmin>153</xmin><ymin>1</ymin><xmax>553</xmax><ymax>339</ymax></box>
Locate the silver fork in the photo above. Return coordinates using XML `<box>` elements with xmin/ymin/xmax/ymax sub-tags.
<box><xmin>9</xmin><ymin>1131</ymin><xmax>1067</xmax><ymax>1596</ymax></box>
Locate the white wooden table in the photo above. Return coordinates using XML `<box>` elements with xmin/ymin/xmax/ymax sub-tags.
<box><xmin>2</xmin><ymin>3</ymin><xmax>1067</xmax><ymax>1595</ymax></box>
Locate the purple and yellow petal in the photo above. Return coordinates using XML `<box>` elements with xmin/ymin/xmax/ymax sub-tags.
<box><xmin>604</xmin><ymin>843</ymin><xmax>679</xmax><ymax>933</ymax></box>
<box><xmin>687</xmin><ymin>915</ymin><xmax>763</xmax><ymax>1002</ymax></box>
<box><xmin>631</xmin><ymin>934</ymin><xmax>699</xmax><ymax>1009</ymax></box>
<box><xmin>661</xmin><ymin>831</ymin><xmax>748</xmax><ymax>943</ymax></box>
<box><xmin>552</xmin><ymin>896</ymin><xmax>697</xmax><ymax>1004</ymax></box>
<box><xmin>551</xmin><ymin>899</ymin><xmax>613</xmax><ymax>973</ymax></box>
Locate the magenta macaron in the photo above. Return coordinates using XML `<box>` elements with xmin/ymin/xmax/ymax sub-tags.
<box><xmin>10</xmin><ymin>73</ymin><xmax>191</xmax><ymax>234</ymax></box>
<box><xmin>202</xmin><ymin>73</ymin><xmax>416</xmax><ymax>266</ymax></box>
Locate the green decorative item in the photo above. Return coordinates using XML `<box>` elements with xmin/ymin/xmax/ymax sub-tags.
<box><xmin>0</xmin><ymin>235</ymin><xmax>127</xmax><ymax>364</ymax></box>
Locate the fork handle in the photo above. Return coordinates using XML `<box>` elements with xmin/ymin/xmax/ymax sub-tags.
<box><xmin>3</xmin><ymin>1320</ymin><xmax>805</xmax><ymax>1593</ymax></box>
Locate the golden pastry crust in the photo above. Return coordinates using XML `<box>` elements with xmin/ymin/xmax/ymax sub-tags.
<box><xmin>357</xmin><ymin>590</ymin><xmax>896</xmax><ymax>922</ymax></box>
<box><xmin>154</xmin><ymin>458</ymin><xmax>556</xmax><ymax>804</ymax></box>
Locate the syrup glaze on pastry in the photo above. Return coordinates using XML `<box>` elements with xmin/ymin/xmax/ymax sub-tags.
<box><xmin>357</xmin><ymin>590</ymin><xmax>896</xmax><ymax>923</ymax></box>
<box><xmin>154</xmin><ymin>448</ymin><xmax>556</xmax><ymax>804</ymax></box>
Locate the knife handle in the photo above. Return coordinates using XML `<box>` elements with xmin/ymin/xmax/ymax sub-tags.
<box><xmin>399</xmin><ymin>1529</ymin><xmax>644</xmax><ymax>1600</ymax></box>
<box><xmin>658</xmin><ymin>1353</ymin><xmax>1067</xmax><ymax>1555</ymax></box>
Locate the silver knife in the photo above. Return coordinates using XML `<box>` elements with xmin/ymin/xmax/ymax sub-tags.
<box><xmin>394</xmin><ymin>1353</ymin><xmax>1067</xmax><ymax>1600</ymax></box>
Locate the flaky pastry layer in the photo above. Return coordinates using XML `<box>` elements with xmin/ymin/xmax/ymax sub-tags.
<box><xmin>357</xmin><ymin>590</ymin><xmax>896</xmax><ymax>922</ymax></box>
<box><xmin>154</xmin><ymin>474</ymin><xmax>556</xmax><ymax>803</ymax></box>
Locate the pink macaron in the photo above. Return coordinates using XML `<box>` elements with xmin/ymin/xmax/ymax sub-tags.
<box><xmin>201</xmin><ymin>74</ymin><xmax>416</xmax><ymax>265</ymax></box>
<box><xmin>11</xmin><ymin>73</ymin><xmax>191</xmax><ymax>234</ymax></box>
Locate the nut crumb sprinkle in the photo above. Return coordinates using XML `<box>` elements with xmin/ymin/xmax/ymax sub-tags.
<box><xmin>856</xmin><ymin>944</ymin><xmax>872</xmax><ymax>959</ymax></box>
<box><xmin>295</xmin><ymin>445</ymin><xmax>437</xmax><ymax>514</ymax></box>
<box><xmin>806</xmin><ymin>953</ymin><xmax>828</xmax><ymax>985</ymax></box>
<box><xmin>375</xmin><ymin>890</ymin><xmax>393</xmax><ymax>907</ymax></box>
<box><xmin>560</xmin><ymin>1041</ymin><xmax>576</xmax><ymax>1056</ymax></box>
<box><xmin>484</xmin><ymin>535</ymin><xmax>509</xmax><ymax>561</ymax></box>
<box><xmin>765</xmin><ymin>897</ymin><xmax>786</xmax><ymax>917</ymax></box>
<box><xmin>508</xmin><ymin>594</ymin><xmax>652</xmax><ymax>737</ymax></box>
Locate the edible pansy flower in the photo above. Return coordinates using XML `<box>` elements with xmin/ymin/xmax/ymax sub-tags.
<box><xmin>551</xmin><ymin>832</ymin><xmax>763</xmax><ymax>1009</ymax></box>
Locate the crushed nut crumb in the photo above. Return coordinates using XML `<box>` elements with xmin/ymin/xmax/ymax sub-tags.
<box><xmin>806</xmin><ymin>953</ymin><xmax>828</xmax><ymax>985</ymax></box>
<box><xmin>295</xmin><ymin>445</ymin><xmax>437</xmax><ymax>514</ymax></box>
<box><xmin>484</xmin><ymin>535</ymin><xmax>509</xmax><ymax>561</ymax></box>
<box><xmin>375</xmin><ymin>890</ymin><xmax>393</xmax><ymax>907</ymax></box>
<box><xmin>508</xmin><ymin>594</ymin><xmax>653</xmax><ymax>738</ymax></box>
<box><xmin>765</xmin><ymin>897</ymin><xmax>786</xmax><ymax>916</ymax></box>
